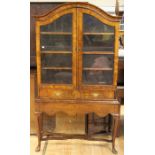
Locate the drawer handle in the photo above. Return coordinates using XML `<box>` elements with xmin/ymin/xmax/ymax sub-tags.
<box><xmin>55</xmin><ymin>92</ymin><xmax>61</xmax><ymax>96</ymax></box>
<box><xmin>93</xmin><ymin>93</ymin><xmax>99</xmax><ymax>97</ymax></box>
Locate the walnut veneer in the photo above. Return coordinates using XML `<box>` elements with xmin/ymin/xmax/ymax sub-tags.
<box><xmin>34</xmin><ymin>2</ymin><xmax>121</xmax><ymax>154</ymax></box>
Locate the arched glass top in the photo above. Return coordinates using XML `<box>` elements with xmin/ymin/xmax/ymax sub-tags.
<box><xmin>83</xmin><ymin>14</ymin><xmax>114</xmax><ymax>33</ymax></box>
<box><xmin>40</xmin><ymin>14</ymin><xmax>72</xmax><ymax>32</ymax></box>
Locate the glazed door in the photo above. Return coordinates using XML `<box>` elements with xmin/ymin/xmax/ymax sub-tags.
<box><xmin>77</xmin><ymin>9</ymin><xmax>119</xmax><ymax>90</ymax></box>
<box><xmin>36</xmin><ymin>9</ymin><xmax>78</xmax><ymax>98</ymax></box>
<box><xmin>76</xmin><ymin>8</ymin><xmax>119</xmax><ymax>99</ymax></box>
<box><xmin>36</xmin><ymin>9</ymin><xmax>77</xmax><ymax>91</ymax></box>
<box><xmin>40</xmin><ymin>14</ymin><xmax>73</xmax><ymax>85</ymax></box>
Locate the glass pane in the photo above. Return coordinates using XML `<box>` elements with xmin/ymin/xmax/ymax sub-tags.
<box><xmin>83</xmin><ymin>35</ymin><xmax>114</xmax><ymax>51</ymax></box>
<box><xmin>83</xmin><ymin>14</ymin><xmax>114</xmax><ymax>33</ymax></box>
<box><xmin>40</xmin><ymin>14</ymin><xmax>72</xmax><ymax>32</ymax></box>
<box><xmin>83</xmin><ymin>55</ymin><xmax>113</xmax><ymax>68</ymax></box>
<box><xmin>42</xmin><ymin>70</ymin><xmax>72</xmax><ymax>84</ymax></box>
<box><xmin>83</xmin><ymin>70</ymin><xmax>113</xmax><ymax>85</ymax></box>
<box><xmin>40</xmin><ymin>14</ymin><xmax>73</xmax><ymax>84</ymax></box>
<box><xmin>41</xmin><ymin>54</ymin><xmax>72</xmax><ymax>67</ymax></box>
<box><xmin>82</xmin><ymin>14</ymin><xmax>114</xmax><ymax>85</ymax></box>
<box><xmin>40</xmin><ymin>35</ymin><xmax>72</xmax><ymax>51</ymax></box>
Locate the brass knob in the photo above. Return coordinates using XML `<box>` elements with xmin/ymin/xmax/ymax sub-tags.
<box><xmin>93</xmin><ymin>93</ymin><xmax>99</xmax><ymax>97</ymax></box>
<box><xmin>55</xmin><ymin>92</ymin><xmax>61</xmax><ymax>96</ymax></box>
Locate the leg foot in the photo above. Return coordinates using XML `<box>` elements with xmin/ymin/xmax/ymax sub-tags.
<box><xmin>35</xmin><ymin>145</ymin><xmax>41</xmax><ymax>152</ymax></box>
<box><xmin>112</xmin><ymin>147</ymin><xmax>118</xmax><ymax>154</ymax></box>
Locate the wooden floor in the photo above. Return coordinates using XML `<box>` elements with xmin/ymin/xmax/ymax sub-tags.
<box><xmin>30</xmin><ymin>106</ymin><xmax>124</xmax><ymax>155</ymax></box>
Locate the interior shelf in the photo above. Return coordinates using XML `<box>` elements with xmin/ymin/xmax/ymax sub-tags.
<box><xmin>41</xmin><ymin>51</ymin><xmax>72</xmax><ymax>54</ymax></box>
<box><xmin>40</xmin><ymin>32</ymin><xmax>72</xmax><ymax>35</ymax></box>
<box><xmin>42</xmin><ymin>67</ymin><xmax>72</xmax><ymax>70</ymax></box>
<box><xmin>83</xmin><ymin>51</ymin><xmax>114</xmax><ymax>54</ymax></box>
<box><xmin>41</xmin><ymin>45</ymin><xmax>71</xmax><ymax>51</ymax></box>
<box><xmin>83</xmin><ymin>68</ymin><xmax>113</xmax><ymax>71</ymax></box>
<box><xmin>83</xmin><ymin>32</ymin><xmax>114</xmax><ymax>35</ymax></box>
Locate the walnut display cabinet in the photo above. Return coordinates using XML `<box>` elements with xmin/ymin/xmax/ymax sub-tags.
<box><xmin>34</xmin><ymin>2</ymin><xmax>121</xmax><ymax>154</ymax></box>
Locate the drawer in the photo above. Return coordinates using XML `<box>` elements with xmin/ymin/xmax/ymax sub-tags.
<box><xmin>80</xmin><ymin>90</ymin><xmax>114</xmax><ymax>100</ymax></box>
<box><xmin>39</xmin><ymin>88</ymin><xmax>114</xmax><ymax>100</ymax></box>
<box><xmin>39</xmin><ymin>89</ymin><xmax>75</xmax><ymax>99</ymax></box>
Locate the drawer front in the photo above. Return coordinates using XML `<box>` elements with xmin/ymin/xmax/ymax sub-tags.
<box><xmin>80</xmin><ymin>90</ymin><xmax>114</xmax><ymax>100</ymax></box>
<box><xmin>39</xmin><ymin>88</ymin><xmax>114</xmax><ymax>100</ymax></box>
<box><xmin>39</xmin><ymin>88</ymin><xmax>80</xmax><ymax>99</ymax></box>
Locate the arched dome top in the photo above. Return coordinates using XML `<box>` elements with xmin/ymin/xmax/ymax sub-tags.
<box><xmin>34</xmin><ymin>2</ymin><xmax>121</xmax><ymax>22</ymax></box>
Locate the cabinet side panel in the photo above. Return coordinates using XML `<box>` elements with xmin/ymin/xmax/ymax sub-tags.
<box><xmin>30</xmin><ymin>70</ymin><xmax>36</xmax><ymax>134</ymax></box>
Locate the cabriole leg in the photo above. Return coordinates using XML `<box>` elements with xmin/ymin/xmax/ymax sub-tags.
<box><xmin>35</xmin><ymin>112</ymin><xmax>43</xmax><ymax>152</ymax></box>
<box><xmin>112</xmin><ymin>114</ymin><xmax>119</xmax><ymax>154</ymax></box>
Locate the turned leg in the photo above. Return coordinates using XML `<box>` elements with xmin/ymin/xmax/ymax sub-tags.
<box><xmin>35</xmin><ymin>112</ymin><xmax>43</xmax><ymax>152</ymax></box>
<box><xmin>112</xmin><ymin>114</ymin><xmax>119</xmax><ymax>154</ymax></box>
<box><xmin>116</xmin><ymin>115</ymin><xmax>121</xmax><ymax>137</ymax></box>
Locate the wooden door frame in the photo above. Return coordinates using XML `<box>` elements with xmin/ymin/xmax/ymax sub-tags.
<box><xmin>36</xmin><ymin>8</ymin><xmax>77</xmax><ymax>96</ymax></box>
<box><xmin>77</xmin><ymin>8</ymin><xmax>120</xmax><ymax>90</ymax></box>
